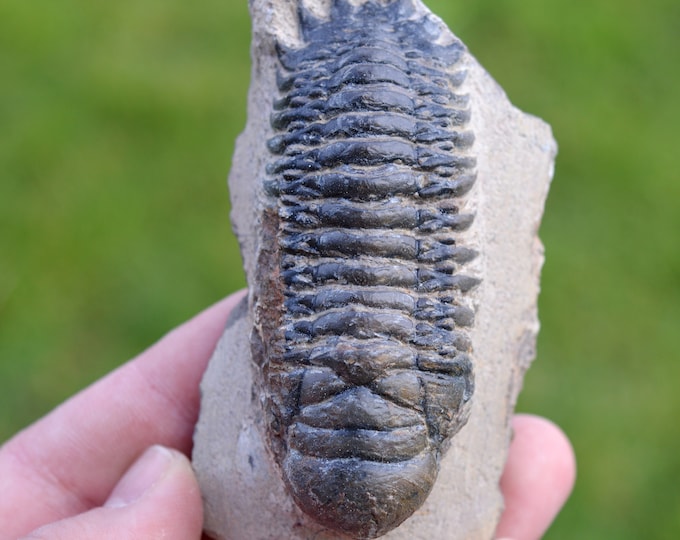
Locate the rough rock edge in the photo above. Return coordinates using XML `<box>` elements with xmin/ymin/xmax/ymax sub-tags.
<box><xmin>192</xmin><ymin>1</ymin><xmax>556</xmax><ymax>538</ymax></box>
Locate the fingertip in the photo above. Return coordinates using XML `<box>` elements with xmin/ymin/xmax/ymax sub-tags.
<box><xmin>495</xmin><ymin>414</ymin><xmax>576</xmax><ymax>540</ymax></box>
<box><xmin>105</xmin><ymin>445</ymin><xmax>176</xmax><ymax>508</ymax></box>
<box><xmin>142</xmin><ymin>446</ymin><xmax>204</xmax><ymax>536</ymax></box>
<box><xmin>512</xmin><ymin>414</ymin><xmax>577</xmax><ymax>493</ymax></box>
<box><xmin>109</xmin><ymin>444</ymin><xmax>204</xmax><ymax>537</ymax></box>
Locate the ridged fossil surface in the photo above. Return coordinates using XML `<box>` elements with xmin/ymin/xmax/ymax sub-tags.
<box><xmin>193</xmin><ymin>0</ymin><xmax>556</xmax><ymax>539</ymax></box>
<box><xmin>250</xmin><ymin>1</ymin><xmax>478</xmax><ymax>537</ymax></box>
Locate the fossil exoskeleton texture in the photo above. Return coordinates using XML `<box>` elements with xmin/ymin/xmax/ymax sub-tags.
<box><xmin>250</xmin><ymin>1</ymin><xmax>479</xmax><ymax>538</ymax></box>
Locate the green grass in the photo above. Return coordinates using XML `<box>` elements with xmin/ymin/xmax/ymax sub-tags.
<box><xmin>1</xmin><ymin>1</ymin><xmax>679</xmax><ymax>537</ymax></box>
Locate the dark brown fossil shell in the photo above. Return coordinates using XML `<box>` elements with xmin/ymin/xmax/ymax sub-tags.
<box><xmin>251</xmin><ymin>1</ymin><xmax>478</xmax><ymax>537</ymax></box>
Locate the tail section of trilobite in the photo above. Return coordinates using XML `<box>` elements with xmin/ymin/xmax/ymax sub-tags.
<box><xmin>251</xmin><ymin>1</ymin><xmax>478</xmax><ymax>538</ymax></box>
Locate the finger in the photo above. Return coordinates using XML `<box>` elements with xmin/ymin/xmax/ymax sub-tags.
<box><xmin>18</xmin><ymin>446</ymin><xmax>202</xmax><ymax>540</ymax></box>
<box><xmin>0</xmin><ymin>289</ymin><xmax>246</xmax><ymax>539</ymax></box>
<box><xmin>495</xmin><ymin>414</ymin><xmax>576</xmax><ymax>540</ymax></box>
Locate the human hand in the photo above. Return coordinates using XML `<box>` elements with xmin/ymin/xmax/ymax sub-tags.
<box><xmin>0</xmin><ymin>289</ymin><xmax>575</xmax><ymax>540</ymax></box>
<box><xmin>495</xmin><ymin>414</ymin><xmax>575</xmax><ymax>540</ymax></box>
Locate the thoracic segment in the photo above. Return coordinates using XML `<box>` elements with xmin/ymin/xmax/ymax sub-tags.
<box><xmin>255</xmin><ymin>1</ymin><xmax>479</xmax><ymax>538</ymax></box>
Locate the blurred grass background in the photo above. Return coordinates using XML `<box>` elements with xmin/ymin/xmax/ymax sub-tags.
<box><xmin>1</xmin><ymin>0</ymin><xmax>678</xmax><ymax>537</ymax></box>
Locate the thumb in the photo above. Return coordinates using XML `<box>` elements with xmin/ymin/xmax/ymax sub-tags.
<box><xmin>20</xmin><ymin>446</ymin><xmax>203</xmax><ymax>540</ymax></box>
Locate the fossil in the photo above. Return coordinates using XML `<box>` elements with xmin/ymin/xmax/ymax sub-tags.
<box><xmin>250</xmin><ymin>1</ymin><xmax>479</xmax><ymax>537</ymax></box>
<box><xmin>193</xmin><ymin>0</ymin><xmax>557</xmax><ymax>538</ymax></box>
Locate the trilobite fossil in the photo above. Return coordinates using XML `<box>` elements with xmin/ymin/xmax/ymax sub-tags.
<box><xmin>251</xmin><ymin>0</ymin><xmax>478</xmax><ymax>537</ymax></box>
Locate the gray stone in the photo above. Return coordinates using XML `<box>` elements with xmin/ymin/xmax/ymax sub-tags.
<box><xmin>192</xmin><ymin>1</ymin><xmax>555</xmax><ymax>538</ymax></box>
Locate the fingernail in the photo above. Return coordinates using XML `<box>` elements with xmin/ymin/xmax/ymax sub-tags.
<box><xmin>105</xmin><ymin>445</ymin><xmax>174</xmax><ymax>508</ymax></box>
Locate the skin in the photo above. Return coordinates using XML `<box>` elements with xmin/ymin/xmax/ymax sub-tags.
<box><xmin>0</xmin><ymin>290</ymin><xmax>575</xmax><ymax>540</ymax></box>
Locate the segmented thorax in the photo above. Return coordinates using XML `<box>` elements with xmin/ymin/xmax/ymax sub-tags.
<box><xmin>252</xmin><ymin>1</ymin><xmax>478</xmax><ymax>537</ymax></box>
